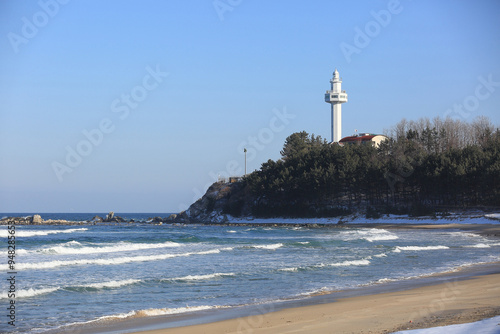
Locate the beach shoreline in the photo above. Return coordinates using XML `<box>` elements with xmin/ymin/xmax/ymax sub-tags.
<box><xmin>123</xmin><ymin>265</ymin><xmax>500</xmax><ymax>334</ymax></box>
<box><xmin>54</xmin><ymin>222</ymin><xmax>500</xmax><ymax>334</ymax></box>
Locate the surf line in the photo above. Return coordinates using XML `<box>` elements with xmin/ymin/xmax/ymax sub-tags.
<box><xmin>6</xmin><ymin>219</ymin><xmax>17</xmax><ymax>327</ymax></box>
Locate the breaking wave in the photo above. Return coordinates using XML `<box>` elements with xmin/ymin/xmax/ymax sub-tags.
<box><xmin>340</xmin><ymin>228</ymin><xmax>399</xmax><ymax>242</ymax></box>
<box><xmin>11</xmin><ymin>248</ymin><xmax>231</xmax><ymax>271</ymax></box>
<box><xmin>251</xmin><ymin>243</ymin><xmax>283</xmax><ymax>250</ymax></box>
<box><xmin>0</xmin><ymin>228</ymin><xmax>87</xmax><ymax>238</ymax></box>
<box><xmin>0</xmin><ymin>287</ymin><xmax>59</xmax><ymax>300</ymax></box>
<box><xmin>465</xmin><ymin>243</ymin><xmax>491</xmax><ymax>248</ymax></box>
<box><xmin>393</xmin><ymin>245</ymin><xmax>449</xmax><ymax>253</ymax></box>
<box><xmin>78</xmin><ymin>279</ymin><xmax>141</xmax><ymax>290</ymax></box>
<box><xmin>169</xmin><ymin>273</ymin><xmax>236</xmax><ymax>281</ymax></box>
<box><xmin>29</xmin><ymin>241</ymin><xmax>181</xmax><ymax>255</ymax></box>
<box><xmin>327</xmin><ymin>259</ymin><xmax>371</xmax><ymax>267</ymax></box>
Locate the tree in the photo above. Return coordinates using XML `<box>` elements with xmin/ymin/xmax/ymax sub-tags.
<box><xmin>280</xmin><ymin>132</ymin><xmax>326</xmax><ymax>160</ymax></box>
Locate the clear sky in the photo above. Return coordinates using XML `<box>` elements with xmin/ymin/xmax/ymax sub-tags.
<box><xmin>1</xmin><ymin>0</ymin><xmax>500</xmax><ymax>213</ymax></box>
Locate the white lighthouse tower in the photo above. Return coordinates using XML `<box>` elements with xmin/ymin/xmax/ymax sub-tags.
<box><xmin>324</xmin><ymin>69</ymin><xmax>348</xmax><ymax>143</ymax></box>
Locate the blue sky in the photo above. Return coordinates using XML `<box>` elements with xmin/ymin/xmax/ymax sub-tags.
<box><xmin>1</xmin><ymin>0</ymin><xmax>499</xmax><ymax>213</ymax></box>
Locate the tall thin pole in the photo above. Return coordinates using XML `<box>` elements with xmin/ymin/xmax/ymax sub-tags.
<box><xmin>244</xmin><ymin>148</ymin><xmax>247</xmax><ymax>176</ymax></box>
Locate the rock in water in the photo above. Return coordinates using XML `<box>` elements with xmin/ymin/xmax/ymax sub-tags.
<box><xmin>32</xmin><ymin>214</ymin><xmax>42</xmax><ymax>224</ymax></box>
<box><xmin>91</xmin><ymin>215</ymin><xmax>103</xmax><ymax>223</ymax></box>
<box><xmin>105</xmin><ymin>211</ymin><xmax>114</xmax><ymax>222</ymax></box>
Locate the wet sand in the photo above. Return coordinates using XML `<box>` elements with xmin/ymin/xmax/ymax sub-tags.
<box><xmin>127</xmin><ymin>271</ymin><xmax>500</xmax><ymax>334</ymax></box>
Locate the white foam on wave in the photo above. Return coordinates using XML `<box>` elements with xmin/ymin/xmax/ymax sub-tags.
<box><xmin>170</xmin><ymin>273</ymin><xmax>235</xmax><ymax>281</ymax></box>
<box><xmin>11</xmin><ymin>248</ymin><xmax>230</xmax><ymax>271</ymax></box>
<box><xmin>98</xmin><ymin>305</ymin><xmax>228</xmax><ymax>322</ymax></box>
<box><xmin>393</xmin><ymin>245</ymin><xmax>449</xmax><ymax>253</ymax></box>
<box><xmin>341</xmin><ymin>228</ymin><xmax>399</xmax><ymax>242</ymax></box>
<box><xmin>316</xmin><ymin>259</ymin><xmax>371</xmax><ymax>268</ymax></box>
<box><xmin>329</xmin><ymin>259</ymin><xmax>371</xmax><ymax>267</ymax></box>
<box><xmin>81</xmin><ymin>279</ymin><xmax>141</xmax><ymax>289</ymax></box>
<box><xmin>299</xmin><ymin>286</ymin><xmax>330</xmax><ymax>296</ymax></box>
<box><xmin>0</xmin><ymin>228</ymin><xmax>87</xmax><ymax>238</ymax></box>
<box><xmin>252</xmin><ymin>243</ymin><xmax>283</xmax><ymax>250</ymax></box>
<box><xmin>226</xmin><ymin>230</ymin><xmax>237</xmax><ymax>233</ymax></box>
<box><xmin>32</xmin><ymin>241</ymin><xmax>181</xmax><ymax>255</ymax></box>
<box><xmin>362</xmin><ymin>229</ymin><xmax>399</xmax><ymax>242</ymax></box>
<box><xmin>279</xmin><ymin>267</ymin><xmax>299</xmax><ymax>272</ymax></box>
<box><xmin>135</xmin><ymin>305</ymin><xmax>219</xmax><ymax>316</ymax></box>
<box><xmin>0</xmin><ymin>287</ymin><xmax>59</xmax><ymax>300</ymax></box>
<box><xmin>0</xmin><ymin>279</ymin><xmax>141</xmax><ymax>300</ymax></box>
<box><xmin>365</xmin><ymin>234</ymin><xmax>399</xmax><ymax>242</ymax></box>
<box><xmin>465</xmin><ymin>243</ymin><xmax>491</xmax><ymax>248</ymax></box>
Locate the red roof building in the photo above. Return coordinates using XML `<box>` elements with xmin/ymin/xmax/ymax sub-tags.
<box><xmin>338</xmin><ymin>133</ymin><xmax>388</xmax><ymax>148</ymax></box>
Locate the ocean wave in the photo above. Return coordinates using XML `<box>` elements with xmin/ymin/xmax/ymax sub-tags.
<box><xmin>393</xmin><ymin>245</ymin><xmax>449</xmax><ymax>253</ymax></box>
<box><xmin>30</xmin><ymin>241</ymin><xmax>181</xmax><ymax>255</ymax></box>
<box><xmin>365</xmin><ymin>234</ymin><xmax>399</xmax><ymax>242</ymax></box>
<box><xmin>79</xmin><ymin>279</ymin><xmax>141</xmax><ymax>289</ymax></box>
<box><xmin>11</xmin><ymin>248</ymin><xmax>230</xmax><ymax>271</ymax></box>
<box><xmin>279</xmin><ymin>267</ymin><xmax>299</xmax><ymax>272</ymax></box>
<box><xmin>251</xmin><ymin>243</ymin><xmax>283</xmax><ymax>250</ymax></box>
<box><xmin>0</xmin><ymin>279</ymin><xmax>141</xmax><ymax>300</ymax></box>
<box><xmin>0</xmin><ymin>287</ymin><xmax>59</xmax><ymax>300</ymax></box>
<box><xmin>362</xmin><ymin>229</ymin><xmax>399</xmax><ymax>242</ymax></box>
<box><xmin>94</xmin><ymin>305</ymin><xmax>228</xmax><ymax>323</ymax></box>
<box><xmin>281</xmin><ymin>258</ymin><xmax>371</xmax><ymax>272</ymax></box>
<box><xmin>0</xmin><ymin>228</ymin><xmax>87</xmax><ymax>238</ymax></box>
<box><xmin>329</xmin><ymin>259</ymin><xmax>371</xmax><ymax>267</ymax></box>
<box><xmin>315</xmin><ymin>259</ymin><xmax>371</xmax><ymax>268</ymax></box>
<box><xmin>376</xmin><ymin>277</ymin><xmax>397</xmax><ymax>284</ymax></box>
<box><xmin>169</xmin><ymin>273</ymin><xmax>235</xmax><ymax>281</ymax></box>
<box><xmin>341</xmin><ymin>228</ymin><xmax>399</xmax><ymax>242</ymax></box>
<box><xmin>465</xmin><ymin>243</ymin><xmax>491</xmax><ymax>248</ymax></box>
<box><xmin>299</xmin><ymin>287</ymin><xmax>330</xmax><ymax>297</ymax></box>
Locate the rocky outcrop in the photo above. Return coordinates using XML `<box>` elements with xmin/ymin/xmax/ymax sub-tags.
<box><xmin>0</xmin><ymin>215</ymin><xmax>73</xmax><ymax>225</ymax></box>
<box><xmin>175</xmin><ymin>181</ymin><xmax>253</xmax><ymax>223</ymax></box>
<box><xmin>103</xmin><ymin>212</ymin><xmax>126</xmax><ymax>223</ymax></box>
<box><xmin>105</xmin><ymin>212</ymin><xmax>114</xmax><ymax>221</ymax></box>
<box><xmin>91</xmin><ymin>215</ymin><xmax>103</xmax><ymax>223</ymax></box>
<box><xmin>32</xmin><ymin>214</ymin><xmax>42</xmax><ymax>224</ymax></box>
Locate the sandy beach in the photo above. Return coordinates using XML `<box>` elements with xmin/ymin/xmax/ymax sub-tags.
<box><xmin>125</xmin><ymin>223</ymin><xmax>500</xmax><ymax>334</ymax></box>
<box><xmin>127</xmin><ymin>270</ymin><xmax>499</xmax><ymax>334</ymax></box>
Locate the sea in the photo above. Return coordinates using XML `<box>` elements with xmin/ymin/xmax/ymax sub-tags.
<box><xmin>1</xmin><ymin>213</ymin><xmax>499</xmax><ymax>334</ymax></box>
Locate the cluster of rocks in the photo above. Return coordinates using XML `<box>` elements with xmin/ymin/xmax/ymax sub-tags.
<box><xmin>90</xmin><ymin>212</ymin><xmax>127</xmax><ymax>223</ymax></box>
<box><xmin>0</xmin><ymin>215</ymin><xmax>79</xmax><ymax>225</ymax></box>
<box><xmin>0</xmin><ymin>212</ymin><xmax>184</xmax><ymax>225</ymax></box>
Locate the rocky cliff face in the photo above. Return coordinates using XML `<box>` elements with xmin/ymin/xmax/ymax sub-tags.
<box><xmin>175</xmin><ymin>181</ymin><xmax>252</xmax><ymax>223</ymax></box>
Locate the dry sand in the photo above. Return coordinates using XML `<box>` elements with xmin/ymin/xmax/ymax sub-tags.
<box><xmin>129</xmin><ymin>272</ymin><xmax>500</xmax><ymax>334</ymax></box>
<box><xmin>123</xmin><ymin>224</ymin><xmax>500</xmax><ymax>334</ymax></box>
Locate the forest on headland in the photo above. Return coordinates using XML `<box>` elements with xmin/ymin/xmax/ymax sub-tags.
<box><xmin>185</xmin><ymin>116</ymin><xmax>500</xmax><ymax>221</ymax></box>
